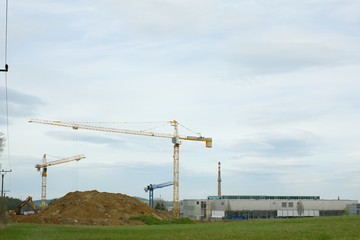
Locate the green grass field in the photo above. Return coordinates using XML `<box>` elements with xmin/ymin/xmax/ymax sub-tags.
<box><xmin>1</xmin><ymin>216</ymin><xmax>360</xmax><ymax>240</ymax></box>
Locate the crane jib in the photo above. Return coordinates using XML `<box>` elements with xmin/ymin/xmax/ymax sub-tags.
<box><xmin>29</xmin><ymin>118</ymin><xmax>212</xmax><ymax>148</ymax></box>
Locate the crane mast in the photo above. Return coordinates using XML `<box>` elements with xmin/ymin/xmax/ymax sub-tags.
<box><xmin>171</xmin><ymin>120</ymin><xmax>181</xmax><ymax>216</ymax></box>
<box><xmin>36</xmin><ymin>154</ymin><xmax>85</xmax><ymax>209</ymax></box>
<box><xmin>29</xmin><ymin>118</ymin><xmax>212</xmax><ymax>217</ymax></box>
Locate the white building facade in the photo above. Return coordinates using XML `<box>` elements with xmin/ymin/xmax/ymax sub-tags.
<box><xmin>346</xmin><ymin>203</ymin><xmax>360</xmax><ymax>215</ymax></box>
<box><xmin>182</xmin><ymin>195</ymin><xmax>358</xmax><ymax>220</ymax></box>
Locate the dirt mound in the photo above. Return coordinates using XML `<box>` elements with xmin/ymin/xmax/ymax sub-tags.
<box><xmin>12</xmin><ymin>190</ymin><xmax>170</xmax><ymax>225</ymax></box>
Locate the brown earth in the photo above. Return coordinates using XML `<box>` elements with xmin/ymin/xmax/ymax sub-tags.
<box><xmin>11</xmin><ymin>190</ymin><xmax>171</xmax><ymax>225</ymax></box>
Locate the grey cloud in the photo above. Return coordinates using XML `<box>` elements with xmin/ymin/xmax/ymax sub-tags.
<box><xmin>232</xmin><ymin>131</ymin><xmax>318</xmax><ymax>158</ymax></box>
<box><xmin>240</xmin><ymin>104</ymin><xmax>329</xmax><ymax>127</ymax></box>
<box><xmin>0</xmin><ymin>116</ymin><xmax>6</xmax><ymax>125</ymax></box>
<box><xmin>46</xmin><ymin>131</ymin><xmax>125</xmax><ymax>147</ymax></box>
<box><xmin>12</xmin><ymin>1</ymin><xmax>359</xmax><ymax>79</ymax></box>
<box><xmin>0</xmin><ymin>87</ymin><xmax>44</xmax><ymax>123</ymax></box>
<box><xmin>222</xmin><ymin>42</ymin><xmax>359</xmax><ymax>75</ymax></box>
<box><xmin>45</xmin><ymin>131</ymin><xmax>170</xmax><ymax>151</ymax></box>
<box><xmin>259</xmin><ymin>137</ymin><xmax>314</xmax><ymax>157</ymax></box>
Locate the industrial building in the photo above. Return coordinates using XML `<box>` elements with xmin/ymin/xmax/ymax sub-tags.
<box><xmin>182</xmin><ymin>162</ymin><xmax>359</xmax><ymax>220</ymax></box>
<box><xmin>183</xmin><ymin>195</ymin><xmax>358</xmax><ymax>220</ymax></box>
<box><xmin>347</xmin><ymin>203</ymin><xmax>360</xmax><ymax>215</ymax></box>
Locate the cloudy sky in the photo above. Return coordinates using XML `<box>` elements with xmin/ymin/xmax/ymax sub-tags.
<box><xmin>0</xmin><ymin>0</ymin><xmax>360</xmax><ymax>203</ymax></box>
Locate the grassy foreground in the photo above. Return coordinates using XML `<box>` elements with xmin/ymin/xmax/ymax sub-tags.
<box><xmin>1</xmin><ymin>216</ymin><xmax>360</xmax><ymax>240</ymax></box>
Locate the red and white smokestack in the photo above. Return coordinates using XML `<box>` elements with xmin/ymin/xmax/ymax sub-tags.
<box><xmin>218</xmin><ymin>161</ymin><xmax>221</xmax><ymax>196</ymax></box>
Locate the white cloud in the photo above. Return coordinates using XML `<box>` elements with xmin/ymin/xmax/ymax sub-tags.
<box><xmin>0</xmin><ymin>0</ymin><xmax>359</xmax><ymax>202</ymax></box>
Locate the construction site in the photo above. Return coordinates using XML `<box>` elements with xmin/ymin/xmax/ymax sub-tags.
<box><xmin>3</xmin><ymin>118</ymin><xmax>213</xmax><ymax>225</ymax></box>
<box><xmin>1</xmin><ymin>0</ymin><xmax>360</xmax><ymax>229</ymax></box>
<box><xmin>11</xmin><ymin>190</ymin><xmax>171</xmax><ymax>225</ymax></box>
<box><xmin>7</xmin><ymin>155</ymin><xmax>360</xmax><ymax>225</ymax></box>
<box><xmin>1</xmin><ymin>119</ymin><xmax>360</xmax><ymax>225</ymax></box>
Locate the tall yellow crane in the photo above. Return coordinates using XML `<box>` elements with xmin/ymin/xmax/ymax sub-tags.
<box><xmin>35</xmin><ymin>154</ymin><xmax>86</xmax><ymax>209</ymax></box>
<box><xmin>29</xmin><ymin>118</ymin><xmax>212</xmax><ymax>217</ymax></box>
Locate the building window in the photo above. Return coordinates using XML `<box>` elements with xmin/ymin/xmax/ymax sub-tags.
<box><xmin>288</xmin><ymin>202</ymin><xmax>294</xmax><ymax>208</ymax></box>
<box><xmin>282</xmin><ymin>202</ymin><xmax>287</xmax><ymax>208</ymax></box>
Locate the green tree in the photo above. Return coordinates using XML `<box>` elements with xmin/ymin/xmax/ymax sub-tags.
<box><xmin>0</xmin><ymin>197</ymin><xmax>22</xmax><ymax>225</ymax></box>
<box><xmin>3</xmin><ymin>196</ymin><xmax>22</xmax><ymax>210</ymax></box>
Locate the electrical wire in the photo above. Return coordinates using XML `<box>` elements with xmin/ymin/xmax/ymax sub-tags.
<box><xmin>76</xmin><ymin>121</ymin><xmax>172</xmax><ymax>133</ymax></box>
<box><xmin>140</xmin><ymin>122</ymin><xmax>170</xmax><ymax>133</ymax></box>
<box><xmin>77</xmin><ymin>121</ymin><xmax>166</xmax><ymax>125</ymax></box>
<box><xmin>4</xmin><ymin>0</ymin><xmax>9</xmax><ymax>165</ymax></box>
<box><xmin>4</xmin><ymin>0</ymin><xmax>8</xmax><ymax>64</ymax></box>
<box><xmin>5</xmin><ymin>70</ymin><xmax>10</xmax><ymax>169</ymax></box>
<box><xmin>2</xmin><ymin>0</ymin><xmax>11</xmax><ymax>190</ymax></box>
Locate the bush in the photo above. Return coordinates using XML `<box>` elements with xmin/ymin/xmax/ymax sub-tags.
<box><xmin>2</xmin><ymin>196</ymin><xmax>22</xmax><ymax>210</ymax></box>
<box><xmin>129</xmin><ymin>215</ymin><xmax>195</xmax><ymax>225</ymax></box>
<box><xmin>130</xmin><ymin>215</ymin><xmax>164</xmax><ymax>225</ymax></box>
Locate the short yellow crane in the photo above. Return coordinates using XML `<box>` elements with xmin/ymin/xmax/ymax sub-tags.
<box><xmin>35</xmin><ymin>154</ymin><xmax>86</xmax><ymax>209</ymax></box>
<box><xmin>29</xmin><ymin>118</ymin><xmax>212</xmax><ymax>217</ymax></box>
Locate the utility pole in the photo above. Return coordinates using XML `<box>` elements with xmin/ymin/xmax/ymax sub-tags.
<box><xmin>0</xmin><ymin>168</ymin><xmax>12</xmax><ymax>197</ymax></box>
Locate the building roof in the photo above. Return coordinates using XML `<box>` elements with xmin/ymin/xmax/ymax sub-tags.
<box><xmin>208</xmin><ymin>195</ymin><xmax>320</xmax><ymax>200</ymax></box>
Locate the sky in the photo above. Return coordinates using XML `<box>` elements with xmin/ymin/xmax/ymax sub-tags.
<box><xmin>0</xmin><ymin>0</ymin><xmax>360</xmax><ymax>203</ymax></box>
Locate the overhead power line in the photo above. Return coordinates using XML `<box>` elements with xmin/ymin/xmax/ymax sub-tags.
<box><xmin>1</xmin><ymin>0</ymin><xmax>8</xmax><ymax>71</ymax></box>
<box><xmin>1</xmin><ymin>0</ymin><xmax>11</xmax><ymax>191</ymax></box>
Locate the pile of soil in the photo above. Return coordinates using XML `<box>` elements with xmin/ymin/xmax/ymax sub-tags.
<box><xmin>12</xmin><ymin>190</ymin><xmax>170</xmax><ymax>225</ymax></box>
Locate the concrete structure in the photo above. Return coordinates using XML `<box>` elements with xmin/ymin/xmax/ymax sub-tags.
<box><xmin>183</xmin><ymin>195</ymin><xmax>358</xmax><ymax>220</ymax></box>
<box><xmin>183</xmin><ymin>199</ymin><xmax>207</xmax><ymax>220</ymax></box>
<box><xmin>346</xmin><ymin>203</ymin><xmax>360</xmax><ymax>215</ymax></box>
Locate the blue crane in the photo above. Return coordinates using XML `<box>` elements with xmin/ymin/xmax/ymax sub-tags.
<box><xmin>144</xmin><ymin>181</ymin><xmax>173</xmax><ymax>208</ymax></box>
